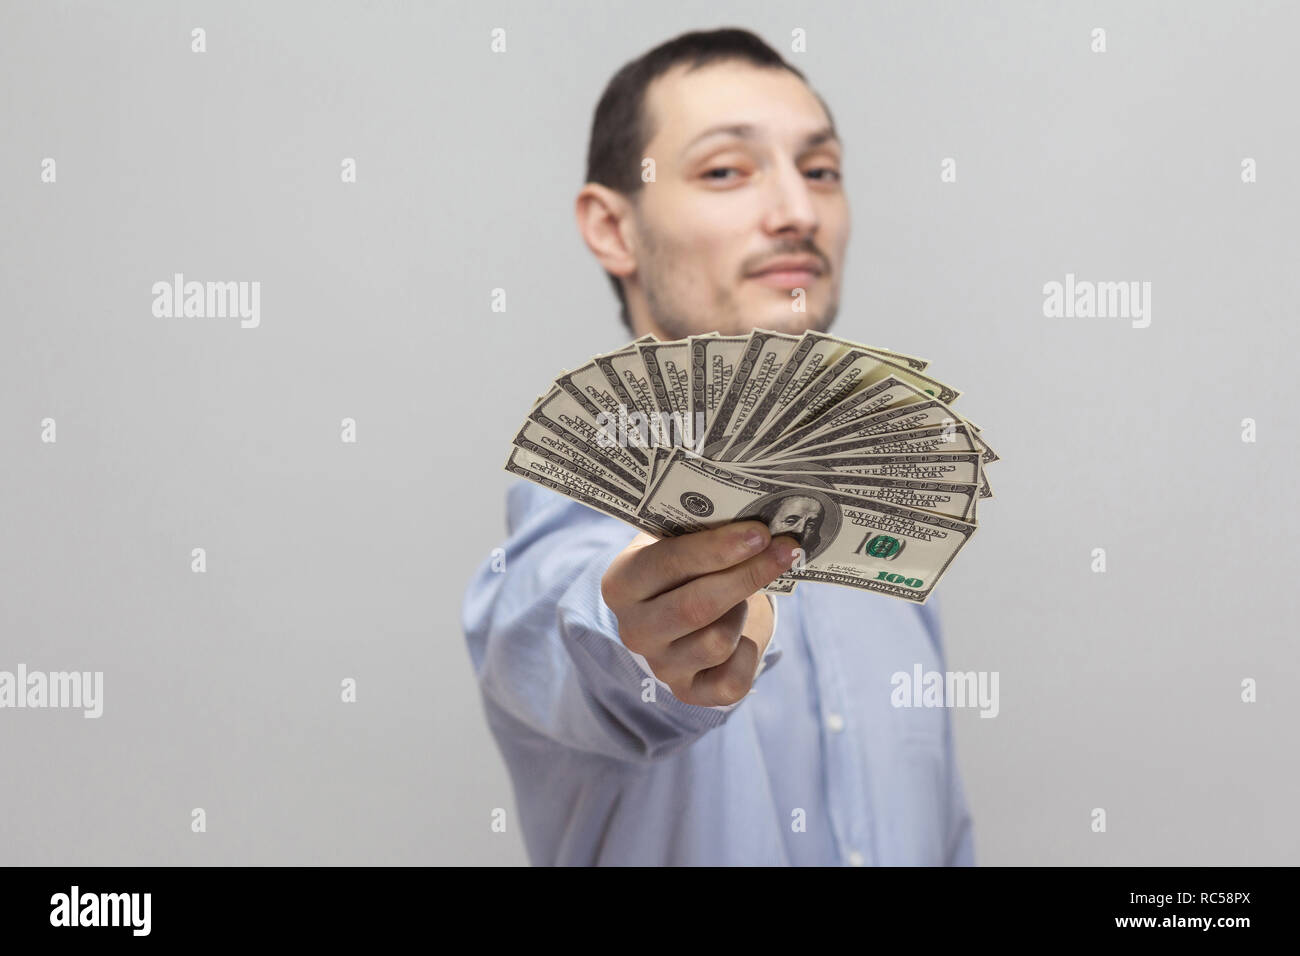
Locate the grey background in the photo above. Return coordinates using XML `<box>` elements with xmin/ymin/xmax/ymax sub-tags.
<box><xmin>1</xmin><ymin>0</ymin><xmax>1296</xmax><ymax>865</ymax></box>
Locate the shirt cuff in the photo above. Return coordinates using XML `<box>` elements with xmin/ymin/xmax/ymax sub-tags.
<box><xmin>628</xmin><ymin>592</ymin><xmax>783</xmax><ymax>713</ymax></box>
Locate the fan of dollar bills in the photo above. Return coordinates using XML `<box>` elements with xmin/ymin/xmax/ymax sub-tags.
<box><xmin>504</xmin><ymin>329</ymin><xmax>997</xmax><ymax>603</ymax></box>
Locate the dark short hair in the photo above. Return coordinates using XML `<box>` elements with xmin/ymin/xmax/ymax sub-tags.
<box><xmin>584</xmin><ymin>29</ymin><xmax>830</xmax><ymax>332</ymax></box>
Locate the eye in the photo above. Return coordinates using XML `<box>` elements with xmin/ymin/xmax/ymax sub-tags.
<box><xmin>806</xmin><ymin>167</ymin><xmax>842</xmax><ymax>183</ymax></box>
<box><xmin>703</xmin><ymin>167</ymin><xmax>742</xmax><ymax>181</ymax></box>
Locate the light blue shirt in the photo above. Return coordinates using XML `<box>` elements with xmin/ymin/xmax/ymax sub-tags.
<box><xmin>461</xmin><ymin>479</ymin><xmax>975</xmax><ymax>866</ymax></box>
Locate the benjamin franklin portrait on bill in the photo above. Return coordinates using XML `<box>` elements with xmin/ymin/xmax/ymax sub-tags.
<box><xmin>736</xmin><ymin>488</ymin><xmax>841</xmax><ymax>562</ymax></box>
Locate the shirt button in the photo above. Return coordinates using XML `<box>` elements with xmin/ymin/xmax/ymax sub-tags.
<box><xmin>848</xmin><ymin>850</ymin><xmax>865</xmax><ymax>866</ymax></box>
<box><xmin>825</xmin><ymin>712</ymin><xmax>845</xmax><ymax>733</ymax></box>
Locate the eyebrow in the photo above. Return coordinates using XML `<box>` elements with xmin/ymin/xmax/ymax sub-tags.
<box><xmin>679</xmin><ymin>123</ymin><xmax>841</xmax><ymax>160</ymax></box>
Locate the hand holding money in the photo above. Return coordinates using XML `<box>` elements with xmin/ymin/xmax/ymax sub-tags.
<box><xmin>505</xmin><ymin>328</ymin><xmax>998</xmax><ymax>604</ymax></box>
<box><xmin>600</xmin><ymin>522</ymin><xmax>800</xmax><ymax>706</ymax></box>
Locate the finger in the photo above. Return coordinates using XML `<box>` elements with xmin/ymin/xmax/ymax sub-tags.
<box><xmin>691</xmin><ymin>635</ymin><xmax>761</xmax><ymax>707</ymax></box>
<box><xmin>644</xmin><ymin>535</ymin><xmax>799</xmax><ymax>643</ymax></box>
<box><xmin>611</xmin><ymin>520</ymin><xmax>772</xmax><ymax>604</ymax></box>
<box><xmin>651</xmin><ymin>600</ymin><xmax>748</xmax><ymax>687</ymax></box>
<box><xmin>621</xmin><ymin>531</ymin><xmax>658</xmax><ymax>554</ymax></box>
<box><xmin>600</xmin><ymin>531</ymin><xmax>658</xmax><ymax>611</ymax></box>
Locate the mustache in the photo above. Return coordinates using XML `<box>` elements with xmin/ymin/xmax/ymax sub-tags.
<box><xmin>745</xmin><ymin>243</ymin><xmax>831</xmax><ymax>275</ymax></box>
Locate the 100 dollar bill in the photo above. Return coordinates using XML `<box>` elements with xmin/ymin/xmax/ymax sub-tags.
<box><xmin>638</xmin><ymin>449</ymin><xmax>977</xmax><ymax>604</ymax></box>
<box><xmin>743</xmin><ymin>450</ymin><xmax>991</xmax><ymax>499</ymax></box>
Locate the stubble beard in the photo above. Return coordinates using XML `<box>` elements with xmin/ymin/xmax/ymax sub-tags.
<box><xmin>640</xmin><ymin>242</ymin><xmax>840</xmax><ymax>338</ymax></box>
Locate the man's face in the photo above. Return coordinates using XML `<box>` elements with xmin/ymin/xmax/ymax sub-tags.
<box><xmin>768</xmin><ymin>495</ymin><xmax>823</xmax><ymax>545</ymax></box>
<box><xmin>628</xmin><ymin>60</ymin><xmax>850</xmax><ymax>338</ymax></box>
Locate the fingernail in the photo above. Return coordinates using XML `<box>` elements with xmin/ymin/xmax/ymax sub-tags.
<box><xmin>742</xmin><ymin>527</ymin><xmax>767</xmax><ymax>552</ymax></box>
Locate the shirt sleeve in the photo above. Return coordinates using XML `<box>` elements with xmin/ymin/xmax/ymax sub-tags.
<box><xmin>461</xmin><ymin>481</ymin><xmax>785</xmax><ymax>764</ymax></box>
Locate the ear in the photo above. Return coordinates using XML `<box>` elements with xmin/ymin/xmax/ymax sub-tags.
<box><xmin>575</xmin><ymin>183</ymin><xmax>637</xmax><ymax>282</ymax></box>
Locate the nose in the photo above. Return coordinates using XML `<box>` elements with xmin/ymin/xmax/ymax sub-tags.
<box><xmin>760</xmin><ymin>158</ymin><xmax>819</xmax><ymax>239</ymax></box>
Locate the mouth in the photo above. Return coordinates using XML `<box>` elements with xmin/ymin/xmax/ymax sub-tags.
<box><xmin>747</xmin><ymin>257</ymin><xmax>825</xmax><ymax>289</ymax></box>
<box><xmin>748</xmin><ymin>268</ymin><xmax>822</xmax><ymax>289</ymax></box>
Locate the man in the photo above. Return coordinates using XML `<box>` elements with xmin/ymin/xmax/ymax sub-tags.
<box><xmin>462</xmin><ymin>28</ymin><xmax>974</xmax><ymax>866</ymax></box>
